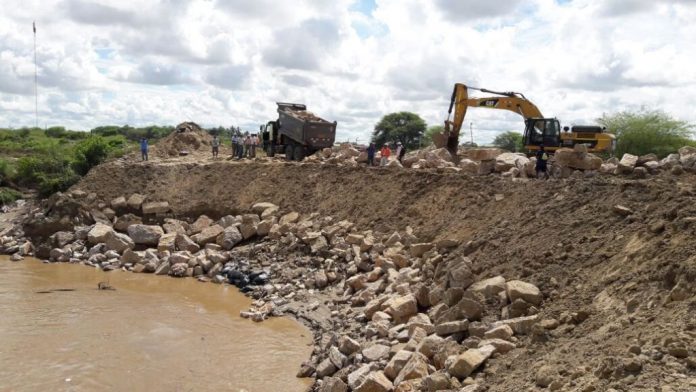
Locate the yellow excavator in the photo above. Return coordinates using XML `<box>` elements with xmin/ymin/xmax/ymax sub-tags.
<box><xmin>437</xmin><ymin>83</ymin><xmax>616</xmax><ymax>156</ymax></box>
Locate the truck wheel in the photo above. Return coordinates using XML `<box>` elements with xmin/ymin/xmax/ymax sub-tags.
<box><xmin>293</xmin><ymin>146</ymin><xmax>306</xmax><ymax>161</ymax></box>
<box><xmin>267</xmin><ymin>145</ymin><xmax>275</xmax><ymax>157</ymax></box>
<box><xmin>285</xmin><ymin>145</ymin><xmax>294</xmax><ymax>161</ymax></box>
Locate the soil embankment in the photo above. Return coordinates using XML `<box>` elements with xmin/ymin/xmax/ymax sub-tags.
<box><xmin>3</xmin><ymin>155</ymin><xmax>695</xmax><ymax>391</ymax></box>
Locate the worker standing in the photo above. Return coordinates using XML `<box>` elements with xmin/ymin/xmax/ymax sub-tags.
<box><xmin>536</xmin><ymin>145</ymin><xmax>549</xmax><ymax>180</ymax></box>
<box><xmin>212</xmin><ymin>135</ymin><xmax>220</xmax><ymax>158</ymax></box>
<box><xmin>367</xmin><ymin>143</ymin><xmax>376</xmax><ymax>166</ymax></box>
<box><xmin>243</xmin><ymin>134</ymin><xmax>251</xmax><ymax>158</ymax></box>
<box><xmin>396</xmin><ymin>142</ymin><xmax>406</xmax><ymax>163</ymax></box>
<box><xmin>237</xmin><ymin>132</ymin><xmax>245</xmax><ymax>159</ymax></box>
<box><xmin>250</xmin><ymin>134</ymin><xmax>258</xmax><ymax>158</ymax></box>
<box><xmin>140</xmin><ymin>137</ymin><xmax>148</xmax><ymax>161</ymax></box>
<box><xmin>231</xmin><ymin>133</ymin><xmax>238</xmax><ymax>157</ymax></box>
<box><xmin>380</xmin><ymin>145</ymin><xmax>391</xmax><ymax>166</ymax></box>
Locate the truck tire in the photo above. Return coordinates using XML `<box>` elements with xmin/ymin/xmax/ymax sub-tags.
<box><xmin>285</xmin><ymin>145</ymin><xmax>294</xmax><ymax>161</ymax></box>
<box><xmin>293</xmin><ymin>146</ymin><xmax>306</xmax><ymax>161</ymax></box>
<box><xmin>267</xmin><ymin>144</ymin><xmax>275</xmax><ymax>158</ymax></box>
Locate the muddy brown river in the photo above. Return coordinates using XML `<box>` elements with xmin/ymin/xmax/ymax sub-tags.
<box><xmin>0</xmin><ymin>256</ymin><xmax>312</xmax><ymax>392</ymax></box>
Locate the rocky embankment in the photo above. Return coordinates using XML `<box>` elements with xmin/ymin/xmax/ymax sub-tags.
<box><xmin>1</xmin><ymin>196</ymin><xmax>555</xmax><ymax>391</ymax></box>
<box><xmin>2</xmin><ymin>148</ymin><xmax>696</xmax><ymax>391</ymax></box>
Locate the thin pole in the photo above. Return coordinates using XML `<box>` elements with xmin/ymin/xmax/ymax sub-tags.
<box><xmin>470</xmin><ymin>122</ymin><xmax>473</xmax><ymax>145</ymax></box>
<box><xmin>33</xmin><ymin>21</ymin><xmax>38</xmax><ymax>129</ymax></box>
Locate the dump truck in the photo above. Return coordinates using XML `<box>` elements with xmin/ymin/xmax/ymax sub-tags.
<box><xmin>260</xmin><ymin>103</ymin><xmax>337</xmax><ymax>161</ymax></box>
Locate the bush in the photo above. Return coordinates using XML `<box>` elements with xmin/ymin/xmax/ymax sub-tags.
<box><xmin>16</xmin><ymin>153</ymin><xmax>79</xmax><ymax>197</ymax></box>
<box><xmin>598</xmin><ymin>109</ymin><xmax>695</xmax><ymax>158</ymax></box>
<box><xmin>0</xmin><ymin>187</ymin><xmax>22</xmax><ymax>205</ymax></box>
<box><xmin>45</xmin><ymin>126</ymin><xmax>67</xmax><ymax>138</ymax></box>
<box><xmin>492</xmin><ymin>131</ymin><xmax>523</xmax><ymax>152</ymax></box>
<box><xmin>72</xmin><ymin>136</ymin><xmax>112</xmax><ymax>176</ymax></box>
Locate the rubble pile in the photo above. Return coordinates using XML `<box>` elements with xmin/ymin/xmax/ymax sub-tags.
<box><xmin>306</xmin><ymin>144</ymin><xmax>696</xmax><ymax>181</ymax></box>
<box><xmin>154</xmin><ymin>122</ymin><xmax>212</xmax><ymax>158</ymax></box>
<box><xmin>2</xmin><ymin>196</ymin><xmax>553</xmax><ymax>391</ymax></box>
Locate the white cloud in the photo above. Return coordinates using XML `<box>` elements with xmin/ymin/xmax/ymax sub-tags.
<box><xmin>0</xmin><ymin>0</ymin><xmax>694</xmax><ymax>145</ymax></box>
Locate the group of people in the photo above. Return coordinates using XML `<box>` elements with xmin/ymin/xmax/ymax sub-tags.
<box><xmin>211</xmin><ymin>133</ymin><xmax>263</xmax><ymax>159</ymax></box>
<box><xmin>226</xmin><ymin>133</ymin><xmax>260</xmax><ymax>159</ymax></box>
<box><xmin>366</xmin><ymin>141</ymin><xmax>407</xmax><ymax>167</ymax></box>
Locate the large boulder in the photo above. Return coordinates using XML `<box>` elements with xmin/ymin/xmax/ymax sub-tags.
<box><xmin>354</xmin><ymin>371</ymin><xmax>393</xmax><ymax>392</ymax></box>
<box><xmin>426</xmin><ymin>148</ymin><xmax>453</xmax><ymax>162</ymax></box>
<box><xmin>478</xmin><ymin>160</ymin><xmax>495</xmax><ymax>175</ymax></box>
<box><xmin>110</xmin><ymin>196</ymin><xmax>127</xmax><ymax>211</ymax></box>
<box><xmin>459</xmin><ymin>159</ymin><xmax>479</xmax><ymax>174</ymax></box>
<box><xmin>616</xmin><ymin>153</ymin><xmax>638</xmax><ymax>174</ymax></box>
<box><xmin>679</xmin><ymin>146</ymin><xmax>696</xmax><ymax>168</ymax></box>
<box><xmin>127</xmin><ymin>224</ymin><xmax>164</xmax><ymax>245</ymax></box>
<box><xmin>175</xmin><ymin>233</ymin><xmax>200</xmax><ymax>253</ymax></box>
<box><xmin>88</xmin><ymin>222</ymin><xmax>114</xmax><ymax>245</ymax></box>
<box><xmin>216</xmin><ymin>226</ymin><xmax>243</xmax><ymax>250</ymax></box>
<box><xmin>469</xmin><ymin>276</ymin><xmax>507</xmax><ymax>298</ymax></box>
<box><xmin>142</xmin><ymin>201</ymin><xmax>170</xmax><ymax>215</ymax></box>
<box><xmin>385</xmin><ymin>350</ymin><xmax>413</xmax><ymax>380</ymax></box>
<box><xmin>105</xmin><ymin>232</ymin><xmax>135</xmax><ymax>254</ymax></box>
<box><xmin>394</xmin><ymin>352</ymin><xmax>430</xmax><ymax>385</ymax></box>
<box><xmin>554</xmin><ymin>148</ymin><xmax>602</xmax><ymax>170</ymax></box>
<box><xmin>495</xmin><ymin>153</ymin><xmax>525</xmax><ymax>172</ymax></box>
<box><xmin>506</xmin><ymin>280</ymin><xmax>542</xmax><ymax>305</ymax></box>
<box><xmin>157</xmin><ymin>232</ymin><xmax>177</xmax><ymax>252</ymax></box>
<box><xmin>446</xmin><ymin>345</ymin><xmax>495</xmax><ymax>379</ymax></box>
<box><xmin>114</xmin><ymin>214</ymin><xmax>142</xmax><ymax>232</ymax></box>
<box><xmin>190</xmin><ymin>215</ymin><xmax>214</xmax><ymax>234</ymax></box>
<box><xmin>127</xmin><ymin>193</ymin><xmax>145</xmax><ymax>211</ymax></box>
<box><xmin>465</xmin><ymin>148</ymin><xmax>505</xmax><ymax>162</ymax></box>
<box><xmin>320</xmin><ymin>378</ymin><xmax>348</xmax><ymax>392</ymax></box>
<box><xmin>384</xmin><ymin>294</ymin><xmax>418</xmax><ymax>321</ymax></box>
<box><xmin>191</xmin><ymin>224</ymin><xmax>224</xmax><ymax>246</ymax></box>
<box><xmin>661</xmin><ymin>153</ymin><xmax>680</xmax><ymax>168</ymax></box>
<box><xmin>251</xmin><ymin>202</ymin><xmax>278</xmax><ymax>215</ymax></box>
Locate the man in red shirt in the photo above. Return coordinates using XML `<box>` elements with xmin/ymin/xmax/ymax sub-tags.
<box><xmin>380</xmin><ymin>145</ymin><xmax>391</xmax><ymax>166</ymax></box>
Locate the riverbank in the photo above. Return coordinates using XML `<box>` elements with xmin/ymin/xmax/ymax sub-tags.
<box><xmin>2</xmin><ymin>158</ymin><xmax>695</xmax><ymax>391</ymax></box>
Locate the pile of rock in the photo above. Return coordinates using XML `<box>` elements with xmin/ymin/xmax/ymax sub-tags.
<box><xmin>2</xmin><ymin>190</ymin><xmax>559</xmax><ymax>391</ymax></box>
<box><xmin>305</xmin><ymin>144</ymin><xmax>696</xmax><ymax>181</ymax></box>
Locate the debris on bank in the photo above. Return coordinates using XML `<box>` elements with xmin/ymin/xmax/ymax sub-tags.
<box><xmin>307</xmin><ymin>144</ymin><xmax>696</xmax><ymax>180</ymax></box>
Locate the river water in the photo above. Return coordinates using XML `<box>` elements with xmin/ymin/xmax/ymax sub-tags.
<box><xmin>0</xmin><ymin>256</ymin><xmax>312</xmax><ymax>392</ymax></box>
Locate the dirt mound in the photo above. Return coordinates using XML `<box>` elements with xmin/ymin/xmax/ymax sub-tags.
<box><xmin>153</xmin><ymin>122</ymin><xmax>212</xmax><ymax>158</ymax></box>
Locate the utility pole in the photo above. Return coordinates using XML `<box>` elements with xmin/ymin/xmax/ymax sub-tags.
<box><xmin>470</xmin><ymin>122</ymin><xmax>474</xmax><ymax>145</ymax></box>
<box><xmin>33</xmin><ymin>21</ymin><xmax>38</xmax><ymax>129</ymax></box>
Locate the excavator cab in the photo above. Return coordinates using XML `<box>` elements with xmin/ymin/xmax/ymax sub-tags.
<box><xmin>524</xmin><ymin>118</ymin><xmax>561</xmax><ymax>151</ymax></box>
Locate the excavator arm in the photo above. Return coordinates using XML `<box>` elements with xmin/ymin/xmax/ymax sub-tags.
<box><xmin>440</xmin><ymin>83</ymin><xmax>544</xmax><ymax>156</ymax></box>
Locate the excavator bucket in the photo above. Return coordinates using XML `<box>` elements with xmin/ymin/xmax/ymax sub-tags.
<box><xmin>432</xmin><ymin>129</ymin><xmax>447</xmax><ymax>149</ymax></box>
<box><xmin>436</xmin><ymin>83</ymin><xmax>468</xmax><ymax>156</ymax></box>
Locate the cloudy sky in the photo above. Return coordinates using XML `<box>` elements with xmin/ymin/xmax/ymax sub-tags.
<box><xmin>1</xmin><ymin>0</ymin><xmax>695</xmax><ymax>144</ymax></box>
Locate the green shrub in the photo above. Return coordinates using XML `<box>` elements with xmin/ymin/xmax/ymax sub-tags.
<box><xmin>16</xmin><ymin>153</ymin><xmax>79</xmax><ymax>197</ymax></box>
<box><xmin>72</xmin><ymin>136</ymin><xmax>112</xmax><ymax>176</ymax></box>
<box><xmin>492</xmin><ymin>131</ymin><xmax>524</xmax><ymax>152</ymax></box>
<box><xmin>0</xmin><ymin>187</ymin><xmax>22</xmax><ymax>205</ymax></box>
<box><xmin>598</xmin><ymin>109</ymin><xmax>695</xmax><ymax>158</ymax></box>
<box><xmin>45</xmin><ymin>126</ymin><xmax>67</xmax><ymax>138</ymax></box>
